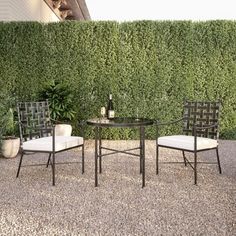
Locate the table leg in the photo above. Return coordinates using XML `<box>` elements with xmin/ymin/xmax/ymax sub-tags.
<box><xmin>140</xmin><ymin>127</ymin><xmax>143</xmax><ymax>174</ymax></box>
<box><xmin>140</xmin><ymin>126</ymin><xmax>145</xmax><ymax>188</ymax></box>
<box><xmin>95</xmin><ymin>126</ymin><xmax>98</xmax><ymax>187</ymax></box>
<box><xmin>99</xmin><ymin>127</ymin><xmax>102</xmax><ymax>173</ymax></box>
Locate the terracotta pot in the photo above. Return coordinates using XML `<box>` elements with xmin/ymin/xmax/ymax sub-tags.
<box><xmin>55</xmin><ymin>124</ymin><xmax>72</xmax><ymax>136</ymax></box>
<box><xmin>1</xmin><ymin>137</ymin><xmax>20</xmax><ymax>158</ymax></box>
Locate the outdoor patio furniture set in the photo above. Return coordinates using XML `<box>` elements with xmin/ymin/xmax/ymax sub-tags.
<box><xmin>16</xmin><ymin>100</ymin><xmax>222</xmax><ymax>187</ymax></box>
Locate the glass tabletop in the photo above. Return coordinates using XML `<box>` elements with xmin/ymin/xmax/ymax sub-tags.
<box><xmin>87</xmin><ymin>117</ymin><xmax>154</xmax><ymax>127</ymax></box>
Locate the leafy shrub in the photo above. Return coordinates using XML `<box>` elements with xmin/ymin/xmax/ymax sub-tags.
<box><xmin>0</xmin><ymin>92</ymin><xmax>18</xmax><ymax>147</ymax></box>
<box><xmin>39</xmin><ymin>80</ymin><xmax>76</xmax><ymax>122</ymax></box>
<box><xmin>0</xmin><ymin>21</ymin><xmax>236</xmax><ymax>139</ymax></box>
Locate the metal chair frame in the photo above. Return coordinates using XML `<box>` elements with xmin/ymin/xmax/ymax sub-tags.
<box><xmin>156</xmin><ymin>101</ymin><xmax>222</xmax><ymax>184</ymax></box>
<box><xmin>16</xmin><ymin>100</ymin><xmax>84</xmax><ymax>185</ymax></box>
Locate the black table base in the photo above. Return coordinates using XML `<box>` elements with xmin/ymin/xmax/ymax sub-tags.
<box><xmin>87</xmin><ymin>118</ymin><xmax>153</xmax><ymax>188</ymax></box>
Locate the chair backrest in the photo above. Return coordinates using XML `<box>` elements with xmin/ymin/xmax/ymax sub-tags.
<box><xmin>182</xmin><ymin>101</ymin><xmax>220</xmax><ymax>139</ymax></box>
<box><xmin>17</xmin><ymin>100</ymin><xmax>52</xmax><ymax>142</ymax></box>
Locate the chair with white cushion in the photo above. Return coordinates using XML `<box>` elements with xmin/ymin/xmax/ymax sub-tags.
<box><xmin>16</xmin><ymin>100</ymin><xmax>84</xmax><ymax>185</ymax></box>
<box><xmin>156</xmin><ymin>101</ymin><xmax>222</xmax><ymax>184</ymax></box>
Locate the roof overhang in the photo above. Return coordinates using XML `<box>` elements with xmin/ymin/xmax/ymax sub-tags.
<box><xmin>44</xmin><ymin>0</ymin><xmax>91</xmax><ymax>21</ymax></box>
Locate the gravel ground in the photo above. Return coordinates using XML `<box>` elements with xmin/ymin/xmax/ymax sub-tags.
<box><xmin>0</xmin><ymin>140</ymin><xmax>235</xmax><ymax>235</ymax></box>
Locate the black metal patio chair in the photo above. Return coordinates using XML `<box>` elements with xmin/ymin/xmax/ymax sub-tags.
<box><xmin>156</xmin><ymin>101</ymin><xmax>222</xmax><ymax>184</ymax></box>
<box><xmin>16</xmin><ymin>100</ymin><xmax>84</xmax><ymax>185</ymax></box>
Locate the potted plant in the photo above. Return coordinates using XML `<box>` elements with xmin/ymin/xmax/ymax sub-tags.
<box><xmin>39</xmin><ymin>80</ymin><xmax>76</xmax><ymax>136</ymax></box>
<box><xmin>0</xmin><ymin>102</ymin><xmax>20</xmax><ymax>158</ymax></box>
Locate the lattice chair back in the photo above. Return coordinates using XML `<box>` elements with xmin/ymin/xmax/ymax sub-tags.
<box><xmin>182</xmin><ymin>101</ymin><xmax>220</xmax><ymax>139</ymax></box>
<box><xmin>17</xmin><ymin>100</ymin><xmax>52</xmax><ymax>142</ymax></box>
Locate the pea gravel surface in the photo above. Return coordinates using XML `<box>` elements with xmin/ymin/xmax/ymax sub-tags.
<box><xmin>0</xmin><ymin>140</ymin><xmax>235</xmax><ymax>235</ymax></box>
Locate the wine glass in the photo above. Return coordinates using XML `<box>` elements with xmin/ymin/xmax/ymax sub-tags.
<box><xmin>101</xmin><ymin>107</ymin><xmax>106</xmax><ymax>119</ymax></box>
<box><xmin>135</xmin><ymin>107</ymin><xmax>139</xmax><ymax>121</ymax></box>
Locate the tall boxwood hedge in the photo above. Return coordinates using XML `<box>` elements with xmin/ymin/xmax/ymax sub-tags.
<box><xmin>0</xmin><ymin>20</ymin><xmax>236</xmax><ymax>139</ymax></box>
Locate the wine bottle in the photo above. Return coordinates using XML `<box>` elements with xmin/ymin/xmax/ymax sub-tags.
<box><xmin>107</xmin><ymin>94</ymin><xmax>115</xmax><ymax>119</ymax></box>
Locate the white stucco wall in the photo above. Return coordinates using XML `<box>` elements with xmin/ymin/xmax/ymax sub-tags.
<box><xmin>40</xmin><ymin>0</ymin><xmax>60</xmax><ymax>22</ymax></box>
<box><xmin>0</xmin><ymin>0</ymin><xmax>60</xmax><ymax>22</ymax></box>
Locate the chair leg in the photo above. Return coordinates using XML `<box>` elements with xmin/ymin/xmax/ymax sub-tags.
<box><xmin>16</xmin><ymin>152</ymin><xmax>24</xmax><ymax>178</ymax></box>
<box><xmin>46</xmin><ymin>153</ymin><xmax>51</xmax><ymax>168</ymax></box>
<box><xmin>140</xmin><ymin>132</ymin><xmax>142</xmax><ymax>174</ymax></box>
<box><xmin>82</xmin><ymin>144</ymin><xmax>84</xmax><ymax>174</ymax></box>
<box><xmin>99</xmin><ymin>130</ymin><xmax>102</xmax><ymax>174</ymax></box>
<box><xmin>194</xmin><ymin>151</ymin><xmax>197</xmax><ymax>185</ymax></box>
<box><xmin>216</xmin><ymin>147</ymin><xmax>222</xmax><ymax>174</ymax></box>
<box><xmin>182</xmin><ymin>151</ymin><xmax>187</xmax><ymax>166</ymax></box>
<box><xmin>156</xmin><ymin>145</ymin><xmax>159</xmax><ymax>175</ymax></box>
<box><xmin>52</xmin><ymin>152</ymin><xmax>55</xmax><ymax>186</ymax></box>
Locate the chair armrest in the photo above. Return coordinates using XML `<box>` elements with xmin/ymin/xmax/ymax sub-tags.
<box><xmin>34</xmin><ymin>127</ymin><xmax>54</xmax><ymax>132</ymax></box>
<box><xmin>194</xmin><ymin>123</ymin><xmax>218</xmax><ymax>130</ymax></box>
<box><xmin>156</xmin><ymin>116</ymin><xmax>186</xmax><ymax>126</ymax></box>
<box><xmin>24</xmin><ymin>125</ymin><xmax>54</xmax><ymax>133</ymax></box>
<box><xmin>192</xmin><ymin>123</ymin><xmax>218</xmax><ymax>144</ymax></box>
<box><xmin>193</xmin><ymin>123</ymin><xmax>219</xmax><ymax>139</ymax></box>
<box><xmin>50</xmin><ymin>118</ymin><xmax>64</xmax><ymax>125</ymax></box>
<box><xmin>20</xmin><ymin>122</ymin><xmax>55</xmax><ymax>139</ymax></box>
<box><xmin>155</xmin><ymin>116</ymin><xmax>186</xmax><ymax>138</ymax></box>
<box><xmin>20</xmin><ymin>122</ymin><xmax>53</xmax><ymax>131</ymax></box>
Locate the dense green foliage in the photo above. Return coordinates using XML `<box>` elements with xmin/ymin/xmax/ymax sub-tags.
<box><xmin>0</xmin><ymin>92</ymin><xmax>18</xmax><ymax>147</ymax></box>
<box><xmin>0</xmin><ymin>21</ymin><xmax>236</xmax><ymax>139</ymax></box>
<box><xmin>39</xmin><ymin>80</ymin><xmax>76</xmax><ymax>122</ymax></box>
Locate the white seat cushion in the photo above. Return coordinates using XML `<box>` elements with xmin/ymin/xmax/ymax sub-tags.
<box><xmin>158</xmin><ymin>135</ymin><xmax>218</xmax><ymax>151</ymax></box>
<box><xmin>22</xmin><ymin>136</ymin><xmax>83</xmax><ymax>152</ymax></box>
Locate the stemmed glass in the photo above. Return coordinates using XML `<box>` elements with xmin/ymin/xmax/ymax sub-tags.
<box><xmin>100</xmin><ymin>107</ymin><xmax>106</xmax><ymax>120</ymax></box>
<box><xmin>135</xmin><ymin>107</ymin><xmax>139</xmax><ymax>121</ymax></box>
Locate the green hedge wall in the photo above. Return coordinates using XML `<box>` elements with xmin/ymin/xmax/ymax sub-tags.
<box><xmin>0</xmin><ymin>20</ymin><xmax>236</xmax><ymax>139</ymax></box>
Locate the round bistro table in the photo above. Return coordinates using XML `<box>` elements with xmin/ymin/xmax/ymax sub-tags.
<box><xmin>87</xmin><ymin>117</ymin><xmax>154</xmax><ymax>188</ymax></box>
